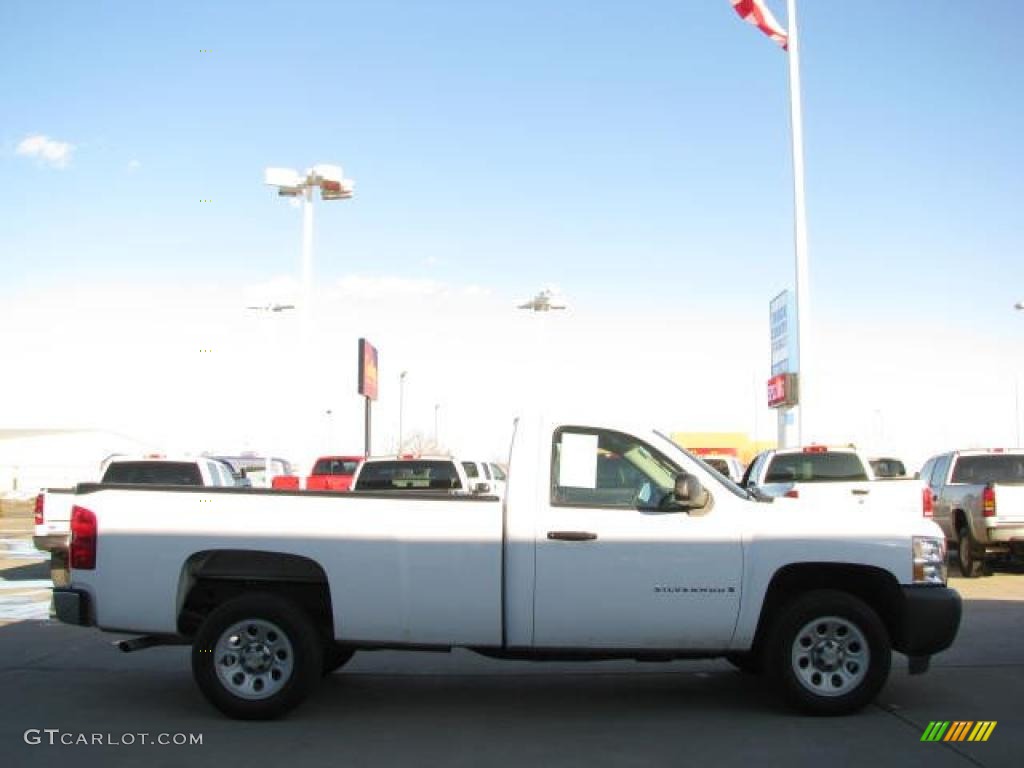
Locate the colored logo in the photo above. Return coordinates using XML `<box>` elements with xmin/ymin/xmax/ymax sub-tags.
<box><xmin>921</xmin><ymin>721</ymin><xmax>996</xmax><ymax>742</ymax></box>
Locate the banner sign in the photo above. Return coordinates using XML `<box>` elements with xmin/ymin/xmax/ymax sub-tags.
<box><xmin>358</xmin><ymin>338</ymin><xmax>379</xmax><ymax>401</ymax></box>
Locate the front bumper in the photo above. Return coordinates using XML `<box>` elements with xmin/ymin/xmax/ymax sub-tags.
<box><xmin>895</xmin><ymin>585</ymin><xmax>961</xmax><ymax>656</ymax></box>
<box><xmin>52</xmin><ymin>588</ymin><xmax>93</xmax><ymax>627</ymax></box>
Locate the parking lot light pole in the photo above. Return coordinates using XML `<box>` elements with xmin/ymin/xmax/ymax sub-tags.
<box><xmin>517</xmin><ymin>287</ymin><xmax>568</xmax><ymax>414</ymax></box>
<box><xmin>264</xmin><ymin>164</ymin><xmax>355</xmax><ymax>469</ymax></box>
<box><xmin>246</xmin><ymin>303</ymin><xmax>296</xmax><ymax>484</ymax></box>
<box><xmin>399</xmin><ymin>371</ymin><xmax>408</xmax><ymax>453</ymax></box>
<box><xmin>1013</xmin><ymin>303</ymin><xmax>1024</xmax><ymax>446</ymax></box>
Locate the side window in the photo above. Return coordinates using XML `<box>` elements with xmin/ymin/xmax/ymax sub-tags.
<box><xmin>462</xmin><ymin>461</ymin><xmax>479</xmax><ymax>478</ymax></box>
<box><xmin>551</xmin><ymin>428</ymin><xmax>680</xmax><ymax>509</ymax></box>
<box><xmin>931</xmin><ymin>455</ymin><xmax>952</xmax><ymax>489</ymax></box>
<box><xmin>918</xmin><ymin>458</ymin><xmax>934</xmax><ymax>486</ymax></box>
<box><xmin>742</xmin><ymin>452</ymin><xmax>767</xmax><ymax>486</ymax></box>
<box><xmin>207</xmin><ymin>462</ymin><xmax>225</xmax><ymax>486</ymax></box>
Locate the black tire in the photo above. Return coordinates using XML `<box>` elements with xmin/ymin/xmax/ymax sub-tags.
<box><xmin>322</xmin><ymin>644</ymin><xmax>355</xmax><ymax>676</ymax></box>
<box><xmin>725</xmin><ymin>651</ymin><xmax>763</xmax><ymax>675</ymax></box>
<box><xmin>957</xmin><ymin>525</ymin><xmax>984</xmax><ymax>578</ymax></box>
<box><xmin>192</xmin><ymin>593</ymin><xmax>322</xmax><ymax>720</ymax></box>
<box><xmin>766</xmin><ymin>590</ymin><xmax>891</xmax><ymax>716</ymax></box>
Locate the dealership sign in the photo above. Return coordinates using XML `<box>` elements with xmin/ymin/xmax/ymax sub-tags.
<box><xmin>770</xmin><ymin>290</ymin><xmax>798</xmax><ymax>377</ymax></box>
<box><xmin>357</xmin><ymin>338</ymin><xmax>379</xmax><ymax>401</ymax></box>
<box><xmin>767</xmin><ymin>373</ymin><xmax>799</xmax><ymax>409</ymax></box>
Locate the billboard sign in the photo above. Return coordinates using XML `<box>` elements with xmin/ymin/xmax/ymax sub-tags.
<box><xmin>770</xmin><ymin>290</ymin><xmax>798</xmax><ymax>376</ymax></box>
<box><xmin>357</xmin><ymin>338</ymin><xmax>379</xmax><ymax>401</ymax></box>
<box><xmin>767</xmin><ymin>373</ymin><xmax>799</xmax><ymax>409</ymax></box>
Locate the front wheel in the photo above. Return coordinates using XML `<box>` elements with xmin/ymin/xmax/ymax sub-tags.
<box><xmin>767</xmin><ymin>590</ymin><xmax>891</xmax><ymax>716</ymax></box>
<box><xmin>192</xmin><ymin>593</ymin><xmax>323</xmax><ymax>720</ymax></box>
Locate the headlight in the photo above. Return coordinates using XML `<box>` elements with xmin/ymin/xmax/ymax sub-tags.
<box><xmin>913</xmin><ymin>536</ymin><xmax>947</xmax><ymax>585</ymax></box>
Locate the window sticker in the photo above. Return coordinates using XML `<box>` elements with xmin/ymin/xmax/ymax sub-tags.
<box><xmin>559</xmin><ymin>432</ymin><xmax>598</xmax><ymax>489</ymax></box>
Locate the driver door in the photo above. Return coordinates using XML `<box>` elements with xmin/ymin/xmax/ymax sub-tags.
<box><xmin>532</xmin><ymin>427</ymin><xmax>743</xmax><ymax>650</ymax></box>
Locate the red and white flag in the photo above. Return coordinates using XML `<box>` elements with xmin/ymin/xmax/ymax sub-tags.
<box><xmin>730</xmin><ymin>0</ymin><xmax>789</xmax><ymax>50</ymax></box>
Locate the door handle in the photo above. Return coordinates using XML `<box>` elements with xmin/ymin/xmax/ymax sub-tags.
<box><xmin>851</xmin><ymin>489</ymin><xmax>870</xmax><ymax>495</ymax></box>
<box><xmin>547</xmin><ymin>530</ymin><xmax>598</xmax><ymax>542</ymax></box>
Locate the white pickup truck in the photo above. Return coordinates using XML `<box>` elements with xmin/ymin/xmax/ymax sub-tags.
<box><xmin>741</xmin><ymin>445</ymin><xmax>921</xmax><ymax>518</ymax></box>
<box><xmin>54</xmin><ymin>416</ymin><xmax>960</xmax><ymax>720</ymax></box>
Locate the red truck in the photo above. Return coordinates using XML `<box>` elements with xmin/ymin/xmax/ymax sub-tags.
<box><xmin>271</xmin><ymin>455</ymin><xmax>363</xmax><ymax>491</ymax></box>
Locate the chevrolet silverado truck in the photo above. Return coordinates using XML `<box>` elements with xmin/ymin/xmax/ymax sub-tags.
<box><xmin>53</xmin><ymin>416</ymin><xmax>960</xmax><ymax>720</ymax></box>
<box><xmin>920</xmin><ymin>449</ymin><xmax>1024</xmax><ymax>577</ymax></box>
<box><xmin>741</xmin><ymin>445</ymin><xmax>920</xmax><ymax>518</ymax></box>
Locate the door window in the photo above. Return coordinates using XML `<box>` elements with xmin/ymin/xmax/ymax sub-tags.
<box><xmin>550</xmin><ymin>428</ymin><xmax>680</xmax><ymax>509</ymax></box>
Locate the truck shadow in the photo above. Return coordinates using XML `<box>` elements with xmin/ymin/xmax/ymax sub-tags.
<box><xmin>0</xmin><ymin>560</ymin><xmax>49</xmax><ymax>581</ymax></box>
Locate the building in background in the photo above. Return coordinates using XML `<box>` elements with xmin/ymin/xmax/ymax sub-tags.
<box><xmin>670</xmin><ymin>431</ymin><xmax>776</xmax><ymax>467</ymax></box>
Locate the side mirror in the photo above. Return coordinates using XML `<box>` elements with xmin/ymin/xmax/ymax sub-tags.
<box><xmin>673</xmin><ymin>472</ymin><xmax>710</xmax><ymax>513</ymax></box>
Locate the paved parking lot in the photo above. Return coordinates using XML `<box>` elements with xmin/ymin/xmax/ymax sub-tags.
<box><xmin>1</xmin><ymin>505</ymin><xmax>1021</xmax><ymax>767</ymax></box>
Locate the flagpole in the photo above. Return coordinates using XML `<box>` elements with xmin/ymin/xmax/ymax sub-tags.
<box><xmin>786</xmin><ymin>0</ymin><xmax>811</xmax><ymax>446</ymax></box>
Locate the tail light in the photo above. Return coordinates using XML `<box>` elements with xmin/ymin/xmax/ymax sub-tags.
<box><xmin>70</xmin><ymin>505</ymin><xmax>97</xmax><ymax>570</ymax></box>
<box><xmin>784</xmin><ymin>489</ymin><xmax>800</xmax><ymax>499</ymax></box>
<box><xmin>982</xmin><ymin>485</ymin><xmax>996</xmax><ymax>518</ymax></box>
<box><xmin>34</xmin><ymin>493</ymin><xmax>44</xmax><ymax>525</ymax></box>
<box><xmin>922</xmin><ymin>487</ymin><xmax>934</xmax><ymax>517</ymax></box>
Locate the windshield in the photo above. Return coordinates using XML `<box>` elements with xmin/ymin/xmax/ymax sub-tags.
<box><xmin>651</xmin><ymin>430</ymin><xmax>749</xmax><ymax>499</ymax></box>
<box><xmin>951</xmin><ymin>455</ymin><xmax>1024</xmax><ymax>485</ymax></box>
<box><xmin>355</xmin><ymin>460</ymin><xmax>462</xmax><ymax>491</ymax></box>
<box><xmin>764</xmin><ymin>452</ymin><xmax>869</xmax><ymax>483</ymax></box>
<box><xmin>102</xmin><ymin>461</ymin><xmax>203</xmax><ymax>485</ymax></box>
<box><xmin>313</xmin><ymin>458</ymin><xmax>360</xmax><ymax>475</ymax></box>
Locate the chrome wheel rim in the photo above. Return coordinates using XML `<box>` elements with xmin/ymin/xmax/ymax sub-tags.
<box><xmin>214</xmin><ymin>618</ymin><xmax>294</xmax><ymax>700</ymax></box>
<box><xmin>791</xmin><ymin>616</ymin><xmax>869</xmax><ymax>697</ymax></box>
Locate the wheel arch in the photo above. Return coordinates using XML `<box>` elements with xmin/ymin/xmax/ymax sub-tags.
<box><xmin>176</xmin><ymin>550</ymin><xmax>334</xmax><ymax>639</ymax></box>
<box><xmin>750</xmin><ymin>563</ymin><xmax>904</xmax><ymax>655</ymax></box>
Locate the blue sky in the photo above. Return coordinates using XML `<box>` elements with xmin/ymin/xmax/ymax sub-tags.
<box><xmin>4</xmin><ymin>1</ymin><xmax>1020</xmax><ymax>317</ymax></box>
<box><xmin>2</xmin><ymin>1</ymin><xmax>1023</xmax><ymax>460</ymax></box>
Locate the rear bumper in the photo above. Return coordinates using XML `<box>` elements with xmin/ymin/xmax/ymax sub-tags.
<box><xmin>985</xmin><ymin>525</ymin><xmax>1024</xmax><ymax>544</ymax></box>
<box><xmin>32</xmin><ymin>534</ymin><xmax>68</xmax><ymax>553</ymax></box>
<box><xmin>53</xmin><ymin>588</ymin><xmax>93</xmax><ymax>627</ymax></box>
<box><xmin>894</xmin><ymin>586</ymin><xmax>961</xmax><ymax>656</ymax></box>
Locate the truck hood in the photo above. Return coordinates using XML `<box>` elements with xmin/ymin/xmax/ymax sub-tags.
<box><xmin>748</xmin><ymin>494</ymin><xmax>945</xmax><ymax>542</ymax></box>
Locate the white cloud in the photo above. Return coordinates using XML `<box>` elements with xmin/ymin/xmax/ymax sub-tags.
<box><xmin>127</xmin><ymin>159</ymin><xmax>141</xmax><ymax>172</ymax></box>
<box><xmin>15</xmin><ymin>134</ymin><xmax>75</xmax><ymax>169</ymax></box>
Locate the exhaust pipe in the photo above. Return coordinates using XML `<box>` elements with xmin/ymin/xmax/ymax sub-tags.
<box><xmin>116</xmin><ymin>635</ymin><xmax>188</xmax><ymax>653</ymax></box>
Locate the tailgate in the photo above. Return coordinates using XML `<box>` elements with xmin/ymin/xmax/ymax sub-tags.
<box><xmin>991</xmin><ymin>484</ymin><xmax>1024</xmax><ymax>524</ymax></box>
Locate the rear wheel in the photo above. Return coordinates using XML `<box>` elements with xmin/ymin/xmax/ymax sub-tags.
<box><xmin>192</xmin><ymin>593</ymin><xmax>322</xmax><ymax>720</ymax></box>
<box><xmin>767</xmin><ymin>590</ymin><xmax>891</xmax><ymax>716</ymax></box>
<box><xmin>957</xmin><ymin>525</ymin><xmax>984</xmax><ymax>578</ymax></box>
